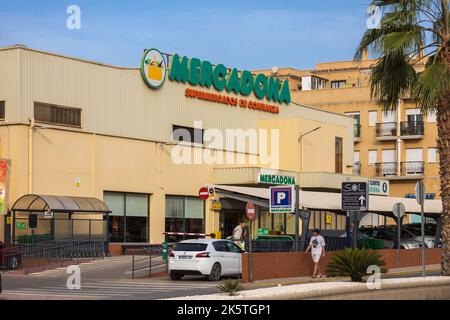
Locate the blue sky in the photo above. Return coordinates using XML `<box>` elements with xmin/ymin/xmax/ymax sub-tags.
<box><xmin>0</xmin><ymin>0</ymin><xmax>371</xmax><ymax>70</ymax></box>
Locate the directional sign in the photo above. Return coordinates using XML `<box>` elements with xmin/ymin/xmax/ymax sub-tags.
<box><xmin>342</xmin><ymin>182</ymin><xmax>369</xmax><ymax>211</ymax></box>
<box><xmin>393</xmin><ymin>203</ymin><xmax>405</xmax><ymax>218</ymax></box>
<box><xmin>269</xmin><ymin>186</ymin><xmax>294</xmax><ymax>214</ymax></box>
<box><xmin>368</xmin><ymin>179</ymin><xmax>389</xmax><ymax>196</ymax></box>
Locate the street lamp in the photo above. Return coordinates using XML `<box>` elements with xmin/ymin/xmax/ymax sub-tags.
<box><xmin>298</xmin><ymin>126</ymin><xmax>322</xmax><ymax>172</ymax></box>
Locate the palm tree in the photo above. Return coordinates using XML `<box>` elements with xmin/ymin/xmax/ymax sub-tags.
<box><xmin>355</xmin><ymin>0</ymin><xmax>449</xmax><ymax>275</ymax></box>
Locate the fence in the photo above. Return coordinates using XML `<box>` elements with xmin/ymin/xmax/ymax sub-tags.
<box><xmin>127</xmin><ymin>246</ymin><xmax>169</xmax><ymax>279</ymax></box>
<box><xmin>1</xmin><ymin>238</ymin><xmax>107</xmax><ymax>274</ymax></box>
<box><xmin>243</xmin><ymin>237</ymin><xmax>349</xmax><ymax>253</ymax></box>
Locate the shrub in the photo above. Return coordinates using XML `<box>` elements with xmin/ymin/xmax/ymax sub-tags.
<box><xmin>217</xmin><ymin>279</ymin><xmax>242</xmax><ymax>296</ymax></box>
<box><xmin>326</xmin><ymin>248</ymin><xmax>387</xmax><ymax>282</ymax></box>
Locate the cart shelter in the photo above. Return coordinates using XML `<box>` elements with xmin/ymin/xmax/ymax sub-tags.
<box><xmin>11</xmin><ymin>194</ymin><xmax>111</xmax><ymax>243</ymax></box>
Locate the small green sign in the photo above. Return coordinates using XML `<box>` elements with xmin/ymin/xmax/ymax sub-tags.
<box><xmin>257</xmin><ymin>228</ymin><xmax>269</xmax><ymax>236</ymax></box>
<box><xmin>16</xmin><ymin>222</ymin><xmax>26</xmax><ymax>230</ymax></box>
<box><xmin>258</xmin><ymin>174</ymin><xmax>296</xmax><ymax>185</ymax></box>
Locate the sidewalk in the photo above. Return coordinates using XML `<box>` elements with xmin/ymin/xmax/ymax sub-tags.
<box><xmin>241</xmin><ymin>264</ymin><xmax>441</xmax><ymax>290</ymax></box>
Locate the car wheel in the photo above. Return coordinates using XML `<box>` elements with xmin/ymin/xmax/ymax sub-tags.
<box><xmin>170</xmin><ymin>272</ymin><xmax>183</xmax><ymax>281</ymax></box>
<box><xmin>9</xmin><ymin>256</ymin><xmax>19</xmax><ymax>270</ymax></box>
<box><xmin>208</xmin><ymin>263</ymin><xmax>222</xmax><ymax>281</ymax></box>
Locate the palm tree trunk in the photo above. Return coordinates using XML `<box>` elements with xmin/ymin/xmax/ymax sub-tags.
<box><xmin>437</xmin><ymin>89</ymin><xmax>450</xmax><ymax>276</ymax></box>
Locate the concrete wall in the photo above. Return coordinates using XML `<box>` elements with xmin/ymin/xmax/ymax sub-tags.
<box><xmin>241</xmin><ymin>248</ymin><xmax>442</xmax><ymax>282</ymax></box>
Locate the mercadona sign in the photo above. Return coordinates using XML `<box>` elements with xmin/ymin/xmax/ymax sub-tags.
<box><xmin>141</xmin><ymin>49</ymin><xmax>291</xmax><ymax>105</ymax></box>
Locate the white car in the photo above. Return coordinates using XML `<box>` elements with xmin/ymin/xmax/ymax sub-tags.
<box><xmin>168</xmin><ymin>239</ymin><xmax>244</xmax><ymax>281</ymax></box>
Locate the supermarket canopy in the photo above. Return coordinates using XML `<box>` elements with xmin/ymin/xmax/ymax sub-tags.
<box><xmin>213</xmin><ymin>185</ymin><xmax>443</xmax><ymax>217</ymax></box>
<box><xmin>11</xmin><ymin>194</ymin><xmax>111</xmax><ymax>213</ymax></box>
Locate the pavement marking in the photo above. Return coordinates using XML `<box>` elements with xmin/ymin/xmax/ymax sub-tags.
<box><xmin>3</xmin><ymin>280</ymin><xmax>218</xmax><ymax>299</ymax></box>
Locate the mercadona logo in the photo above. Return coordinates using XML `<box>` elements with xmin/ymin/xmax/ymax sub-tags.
<box><xmin>141</xmin><ymin>48</ymin><xmax>167</xmax><ymax>89</ymax></box>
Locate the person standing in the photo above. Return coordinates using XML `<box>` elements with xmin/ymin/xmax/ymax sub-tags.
<box><xmin>232</xmin><ymin>222</ymin><xmax>246</xmax><ymax>246</ymax></box>
<box><xmin>305</xmin><ymin>228</ymin><xmax>326</xmax><ymax>278</ymax></box>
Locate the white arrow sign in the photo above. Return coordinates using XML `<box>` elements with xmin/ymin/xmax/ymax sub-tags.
<box><xmin>359</xmin><ymin>196</ymin><xmax>366</xmax><ymax>206</ymax></box>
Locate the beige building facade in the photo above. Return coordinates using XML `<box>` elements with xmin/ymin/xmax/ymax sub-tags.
<box><xmin>257</xmin><ymin>54</ymin><xmax>440</xmax><ymax>224</ymax></box>
<box><xmin>0</xmin><ymin>46</ymin><xmax>355</xmax><ymax>245</ymax></box>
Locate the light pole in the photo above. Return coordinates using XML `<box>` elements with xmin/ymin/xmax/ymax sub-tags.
<box><xmin>295</xmin><ymin>126</ymin><xmax>321</xmax><ymax>251</ymax></box>
<box><xmin>298</xmin><ymin>126</ymin><xmax>322</xmax><ymax>172</ymax></box>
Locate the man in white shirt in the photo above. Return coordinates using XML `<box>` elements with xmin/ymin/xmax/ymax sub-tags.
<box><xmin>305</xmin><ymin>228</ymin><xmax>326</xmax><ymax>278</ymax></box>
<box><xmin>232</xmin><ymin>222</ymin><xmax>246</xmax><ymax>245</ymax></box>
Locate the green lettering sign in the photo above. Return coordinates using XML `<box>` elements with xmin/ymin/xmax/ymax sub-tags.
<box><xmin>169</xmin><ymin>54</ymin><xmax>189</xmax><ymax>83</ymax></box>
<box><xmin>258</xmin><ymin>174</ymin><xmax>296</xmax><ymax>185</ymax></box>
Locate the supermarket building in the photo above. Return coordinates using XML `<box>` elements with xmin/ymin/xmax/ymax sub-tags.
<box><xmin>0</xmin><ymin>45</ymin><xmax>359</xmax><ymax>246</ymax></box>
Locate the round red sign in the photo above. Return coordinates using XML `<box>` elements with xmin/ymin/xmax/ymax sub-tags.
<box><xmin>246</xmin><ymin>202</ymin><xmax>256</xmax><ymax>221</ymax></box>
<box><xmin>199</xmin><ymin>187</ymin><xmax>209</xmax><ymax>200</ymax></box>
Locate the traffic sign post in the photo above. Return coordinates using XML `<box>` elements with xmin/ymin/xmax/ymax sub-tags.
<box><xmin>415</xmin><ymin>180</ymin><xmax>426</xmax><ymax>277</ymax></box>
<box><xmin>246</xmin><ymin>202</ymin><xmax>256</xmax><ymax>283</ymax></box>
<box><xmin>342</xmin><ymin>183</ymin><xmax>369</xmax><ymax>249</ymax></box>
<box><xmin>342</xmin><ymin>182</ymin><xmax>369</xmax><ymax>211</ymax></box>
<box><xmin>393</xmin><ymin>203</ymin><xmax>405</xmax><ymax>268</ymax></box>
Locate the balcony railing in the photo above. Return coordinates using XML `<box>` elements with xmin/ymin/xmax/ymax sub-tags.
<box><xmin>375</xmin><ymin>162</ymin><xmax>397</xmax><ymax>177</ymax></box>
<box><xmin>376</xmin><ymin>122</ymin><xmax>397</xmax><ymax>137</ymax></box>
<box><xmin>400</xmin><ymin>121</ymin><xmax>424</xmax><ymax>136</ymax></box>
<box><xmin>354</xmin><ymin>124</ymin><xmax>361</xmax><ymax>139</ymax></box>
<box><xmin>352</xmin><ymin>162</ymin><xmax>361</xmax><ymax>176</ymax></box>
<box><xmin>375</xmin><ymin>161</ymin><xmax>424</xmax><ymax>177</ymax></box>
<box><xmin>402</xmin><ymin>161</ymin><xmax>425</xmax><ymax>175</ymax></box>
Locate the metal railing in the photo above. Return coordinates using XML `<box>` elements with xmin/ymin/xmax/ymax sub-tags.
<box><xmin>376</xmin><ymin>122</ymin><xmax>397</xmax><ymax>137</ymax></box>
<box><xmin>128</xmin><ymin>246</ymin><xmax>168</xmax><ymax>279</ymax></box>
<box><xmin>400</xmin><ymin>121</ymin><xmax>424</xmax><ymax>136</ymax></box>
<box><xmin>1</xmin><ymin>238</ymin><xmax>107</xmax><ymax>274</ymax></box>
<box><xmin>244</xmin><ymin>237</ymin><xmax>348</xmax><ymax>253</ymax></box>
<box><xmin>375</xmin><ymin>162</ymin><xmax>398</xmax><ymax>177</ymax></box>
<box><xmin>402</xmin><ymin>161</ymin><xmax>425</xmax><ymax>175</ymax></box>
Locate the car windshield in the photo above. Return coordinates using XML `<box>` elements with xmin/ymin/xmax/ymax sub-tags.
<box><xmin>173</xmin><ymin>243</ymin><xmax>208</xmax><ymax>252</ymax></box>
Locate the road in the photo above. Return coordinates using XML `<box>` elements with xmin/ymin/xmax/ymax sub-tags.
<box><xmin>1</xmin><ymin>256</ymin><xmax>220</xmax><ymax>300</ymax></box>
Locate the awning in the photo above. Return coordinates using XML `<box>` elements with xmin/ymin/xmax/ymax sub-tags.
<box><xmin>11</xmin><ymin>194</ymin><xmax>111</xmax><ymax>213</ymax></box>
<box><xmin>213</xmin><ymin>185</ymin><xmax>443</xmax><ymax>216</ymax></box>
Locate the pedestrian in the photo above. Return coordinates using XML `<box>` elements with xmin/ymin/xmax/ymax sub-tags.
<box><xmin>232</xmin><ymin>222</ymin><xmax>246</xmax><ymax>246</ymax></box>
<box><xmin>305</xmin><ymin>228</ymin><xmax>326</xmax><ymax>279</ymax></box>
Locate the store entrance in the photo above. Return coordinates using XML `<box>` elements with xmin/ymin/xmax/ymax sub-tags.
<box><xmin>220</xmin><ymin>210</ymin><xmax>246</xmax><ymax>239</ymax></box>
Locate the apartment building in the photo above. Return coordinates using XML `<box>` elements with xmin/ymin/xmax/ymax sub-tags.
<box><xmin>257</xmin><ymin>53</ymin><xmax>440</xmax><ymax>223</ymax></box>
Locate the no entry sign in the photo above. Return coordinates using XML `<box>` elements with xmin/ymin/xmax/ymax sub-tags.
<box><xmin>246</xmin><ymin>202</ymin><xmax>256</xmax><ymax>221</ymax></box>
<box><xmin>198</xmin><ymin>187</ymin><xmax>209</xmax><ymax>200</ymax></box>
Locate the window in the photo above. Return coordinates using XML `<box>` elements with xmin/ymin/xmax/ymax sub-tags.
<box><xmin>346</xmin><ymin>112</ymin><xmax>361</xmax><ymax>138</ymax></box>
<box><xmin>0</xmin><ymin>101</ymin><xmax>5</xmax><ymax>120</ymax></box>
<box><xmin>34</xmin><ymin>102</ymin><xmax>81</xmax><ymax>127</ymax></box>
<box><xmin>173</xmin><ymin>243</ymin><xmax>208</xmax><ymax>252</ymax></box>
<box><xmin>428</xmin><ymin>148</ymin><xmax>438</xmax><ymax>163</ymax></box>
<box><xmin>335</xmin><ymin>137</ymin><xmax>343</xmax><ymax>173</ymax></box>
<box><xmin>172</xmin><ymin>125</ymin><xmax>204</xmax><ymax>144</ymax></box>
<box><xmin>331</xmin><ymin>80</ymin><xmax>346</xmax><ymax>89</ymax></box>
<box><xmin>368</xmin><ymin>150</ymin><xmax>378</xmax><ymax>165</ymax></box>
<box><xmin>369</xmin><ymin>111</ymin><xmax>378</xmax><ymax>126</ymax></box>
<box><xmin>427</xmin><ymin>111</ymin><xmax>437</xmax><ymax>123</ymax></box>
<box><xmin>104</xmin><ymin>192</ymin><xmax>149</xmax><ymax>243</ymax></box>
<box><xmin>165</xmin><ymin>196</ymin><xmax>204</xmax><ymax>242</ymax></box>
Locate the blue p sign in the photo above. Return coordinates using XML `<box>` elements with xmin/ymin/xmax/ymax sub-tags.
<box><xmin>270</xmin><ymin>187</ymin><xmax>294</xmax><ymax>213</ymax></box>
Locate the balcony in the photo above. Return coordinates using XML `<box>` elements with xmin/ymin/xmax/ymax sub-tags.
<box><xmin>376</xmin><ymin>122</ymin><xmax>397</xmax><ymax>141</ymax></box>
<box><xmin>375</xmin><ymin>161</ymin><xmax>424</xmax><ymax>180</ymax></box>
<box><xmin>375</xmin><ymin>162</ymin><xmax>397</xmax><ymax>177</ymax></box>
<box><xmin>401</xmin><ymin>161</ymin><xmax>425</xmax><ymax>177</ymax></box>
<box><xmin>352</xmin><ymin>162</ymin><xmax>361</xmax><ymax>176</ymax></box>
<box><xmin>353</xmin><ymin>124</ymin><xmax>361</xmax><ymax>142</ymax></box>
<box><xmin>400</xmin><ymin>121</ymin><xmax>424</xmax><ymax>139</ymax></box>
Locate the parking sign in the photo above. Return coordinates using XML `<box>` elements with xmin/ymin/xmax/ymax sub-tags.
<box><xmin>269</xmin><ymin>186</ymin><xmax>294</xmax><ymax>213</ymax></box>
